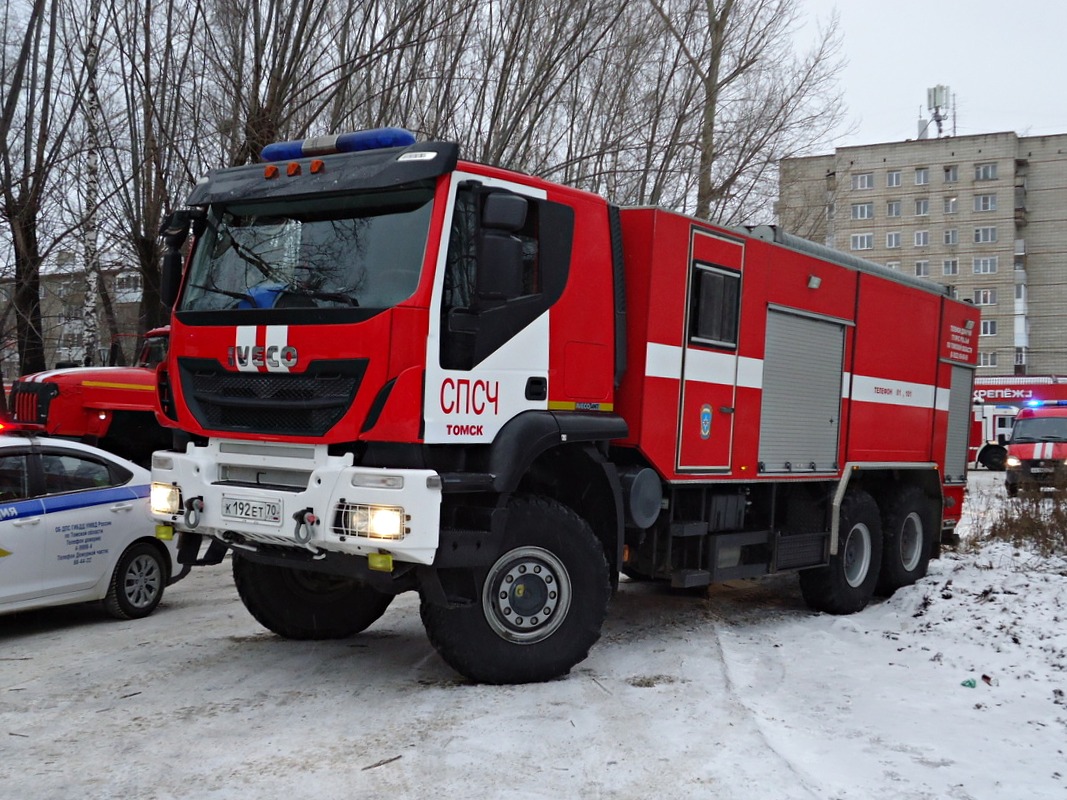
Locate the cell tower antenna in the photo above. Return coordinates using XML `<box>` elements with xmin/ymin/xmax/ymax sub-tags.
<box><xmin>926</xmin><ymin>85</ymin><xmax>951</xmax><ymax>137</ymax></box>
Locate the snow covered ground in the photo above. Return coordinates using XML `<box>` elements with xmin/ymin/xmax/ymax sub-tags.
<box><xmin>2</xmin><ymin>470</ymin><xmax>1064</xmax><ymax>800</ymax></box>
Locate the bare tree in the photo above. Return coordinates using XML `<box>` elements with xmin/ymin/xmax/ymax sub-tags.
<box><xmin>644</xmin><ymin>0</ymin><xmax>844</xmax><ymax>223</ymax></box>
<box><xmin>0</xmin><ymin>0</ymin><xmax>84</xmax><ymax>375</ymax></box>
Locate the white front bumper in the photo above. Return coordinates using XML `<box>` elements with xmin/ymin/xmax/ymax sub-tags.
<box><xmin>151</xmin><ymin>439</ymin><xmax>442</xmax><ymax>565</ymax></box>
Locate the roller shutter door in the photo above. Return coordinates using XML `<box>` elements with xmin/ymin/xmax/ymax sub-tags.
<box><xmin>759</xmin><ymin>310</ymin><xmax>844</xmax><ymax>473</ymax></box>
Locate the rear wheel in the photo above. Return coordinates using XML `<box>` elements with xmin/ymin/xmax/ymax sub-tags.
<box><xmin>420</xmin><ymin>495</ymin><xmax>610</xmax><ymax>684</ymax></box>
<box><xmin>232</xmin><ymin>555</ymin><xmax>393</xmax><ymax>639</ymax></box>
<box><xmin>799</xmin><ymin>490</ymin><xmax>882</xmax><ymax>615</ymax></box>
<box><xmin>876</xmin><ymin>486</ymin><xmax>933</xmax><ymax>595</ymax></box>
<box><xmin>104</xmin><ymin>542</ymin><xmax>167</xmax><ymax>619</ymax></box>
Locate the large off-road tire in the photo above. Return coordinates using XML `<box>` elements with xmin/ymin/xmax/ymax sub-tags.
<box><xmin>799</xmin><ymin>489</ymin><xmax>882</xmax><ymax>615</ymax></box>
<box><xmin>420</xmin><ymin>495</ymin><xmax>611</xmax><ymax>684</ymax></box>
<box><xmin>232</xmin><ymin>555</ymin><xmax>393</xmax><ymax>639</ymax></box>
<box><xmin>103</xmin><ymin>542</ymin><xmax>167</xmax><ymax>620</ymax></box>
<box><xmin>875</xmin><ymin>486</ymin><xmax>933</xmax><ymax>596</ymax></box>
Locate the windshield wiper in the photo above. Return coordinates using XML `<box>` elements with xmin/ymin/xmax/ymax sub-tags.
<box><xmin>191</xmin><ymin>284</ymin><xmax>255</xmax><ymax>305</ymax></box>
<box><xmin>282</xmin><ymin>286</ymin><xmax>359</xmax><ymax>306</ymax></box>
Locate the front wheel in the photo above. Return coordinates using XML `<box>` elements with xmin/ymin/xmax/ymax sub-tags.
<box><xmin>232</xmin><ymin>555</ymin><xmax>393</xmax><ymax>639</ymax></box>
<box><xmin>799</xmin><ymin>490</ymin><xmax>882</xmax><ymax>615</ymax></box>
<box><xmin>104</xmin><ymin>542</ymin><xmax>167</xmax><ymax>619</ymax></box>
<box><xmin>420</xmin><ymin>495</ymin><xmax>611</xmax><ymax>684</ymax></box>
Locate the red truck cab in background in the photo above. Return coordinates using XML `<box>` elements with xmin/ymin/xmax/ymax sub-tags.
<box><xmin>8</xmin><ymin>327</ymin><xmax>170</xmax><ymax>466</ymax></box>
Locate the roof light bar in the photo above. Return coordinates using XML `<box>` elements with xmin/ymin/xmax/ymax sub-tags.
<box><xmin>260</xmin><ymin>127</ymin><xmax>416</xmax><ymax>162</ymax></box>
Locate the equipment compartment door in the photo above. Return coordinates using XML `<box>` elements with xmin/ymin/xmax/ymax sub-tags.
<box><xmin>758</xmin><ymin>309</ymin><xmax>844</xmax><ymax>474</ymax></box>
<box><xmin>677</xmin><ymin>230</ymin><xmax>744</xmax><ymax>471</ymax></box>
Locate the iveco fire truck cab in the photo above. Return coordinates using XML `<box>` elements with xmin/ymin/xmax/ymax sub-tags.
<box><xmin>1004</xmin><ymin>400</ymin><xmax>1067</xmax><ymax>495</ymax></box>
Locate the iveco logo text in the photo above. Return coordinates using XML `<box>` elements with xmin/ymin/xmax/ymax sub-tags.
<box><xmin>227</xmin><ymin>345</ymin><xmax>298</xmax><ymax>369</ymax></box>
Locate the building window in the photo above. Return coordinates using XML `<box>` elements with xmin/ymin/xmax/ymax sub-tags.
<box><xmin>915</xmin><ymin>167</ymin><xmax>929</xmax><ymax>185</ymax></box>
<box><xmin>851</xmin><ymin>172</ymin><xmax>874</xmax><ymax>190</ymax></box>
<box><xmin>914</xmin><ymin>198</ymin><xmax>929</xmax><ymax>216</ymax></box>
<box><xmin>886</xmin><ymin>232</ymin><xmax>901</xmax><ymax>248</ymax></box>
<box><xmin>887</xmin><ymin>170</ymin><xmax>901</xmax><ymax>187</ymax></box>
<box><xmin>850</xmin><ymin>233</ymin><xmax>874</xmax><ymax>251</ymax></box>
<box><xmin>886</xmin><ymin>261</ymin><xmax>900</xmax><ymax>271</ymax></box>
<box><xmin>114</xmin><ymin>272</ymin><xmax>143</xmax><ymax>303</ymax></box>
<box><xmin>980</xmin><ymin>319</ymin><xmax>997</xmax><ymax>336</ymax></box>
<box><xmin>947</xmin><ymin>285</ymin><xmax>958</xmax><ymax>299</ymax></box>
<box><xmin>973</xmin><ymin>256</ymin><xmax>999</xmax><ymax>274</ymax></box>
<box><xmin>974</xmin><ymin>193</ymin><xmax>997</xmax><ymax>212</ymax></box>
<box><xmin>915</xmin><ymin>260</ymin><xmax>930</xmax><ymax>277</ymax></box>
<box><xmin>851</xmin><ymin>202</ymin><xmax>874</xmax><ymax>220</ymax></box>
<box><xmin>943</xmin><ymin>259</ymin><xmax>959</xmax><ymax>276</ymax></box>
<box><xmin>975</xmin><ymin>162</ymin><xmax>998</xmax><ymax>181</ymax></box>
<box><xmin>1015</xmin><ymin>347</ymin><xmax>1027</xmax><ymax>367</ymax></box>
<box><xmin>1015</xmin><ymin>284</ymin><xmax>1026</xmax><ymax>301</ymax></box>
<box><xmin>974</xmin><ymin>226</ymin><xmax>998</xmax><ymax>243</ymax></box>
<box><xmin>887</xmin><ymin>200</ymin><xmax>901</xmax><ymax>217</ymax></box>
<box><xmin>944</xmin><ymin>165</ymin><xmax>958</xmax><ymax>183</ymax></box>
<box><xmin>979</xmin><ymin>352</ymin><xmax>998</xmax><ymax>367</ymax></box>
<box><xmin>914</xmin><ymin>230</ymin><xmax>929</xmax><ymax>247</ymax></box>
<box><xmin>943</xmin><ymin>228</ymin><xmax>958</xmax><ymax>245</ymax></box>
<box><xmin>944</xmin><ymin>196</ymin><xmax>958</xmax><ymax>214</ymax></box>
<box><xmin>973</xmin><ymin>288</ymin><xmax>997</xmax><ymax>305</ymax></box>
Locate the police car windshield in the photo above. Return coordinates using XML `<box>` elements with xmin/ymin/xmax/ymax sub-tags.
<box><xmin>180</xmin><ymin>184</ymin><xmax>433</xmax><ymax>313</ymax></box>
<box><xmin>1010</xmin><ymin>417</ymin><xmax>1067</xmax><ymax>442</ymax></box>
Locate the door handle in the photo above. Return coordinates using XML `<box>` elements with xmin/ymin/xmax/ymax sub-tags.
<box><xmin>109</xmin><ymin>503</ymin><xmax>134</xmax><ymax>513</ymax></box>
<box><xmin>12</xmin><ymin>517</ymin><xmax>41</xmax><ymax>527</ymax></box>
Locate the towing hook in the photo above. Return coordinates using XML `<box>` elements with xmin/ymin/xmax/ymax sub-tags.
<box><xmin>293</xmin><ymin>507</ymin><xmax>318</xmax><ymax>544</ymax></box>
<box><xmin>184</xmin><ymin>496</ymin><xmax>205</xmax><ymax>529</ymax></box>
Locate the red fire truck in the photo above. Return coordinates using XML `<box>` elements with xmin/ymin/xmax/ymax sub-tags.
<box><xmin>969</xmin><ymin>376</ymin><xmax>1067</xmax><ymax>470</ymax></box>
<box><xmin>9</xmin><ymin>328</ymin><xmax>170</xmax><ymax>466</ymax></box>
<box><xmin>149</xmin><ymin>129</ymin><xmax>980</xmax><ymax>684</ymax></box>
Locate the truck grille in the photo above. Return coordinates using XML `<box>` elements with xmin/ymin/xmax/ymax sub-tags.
<box><xmin>178</xmin><ymin>358</ymin><xmax>367</xmax><ymax>436</ymax></box>
<box><xmin>9</xmin><ymin>382</ymin><xmax>55</xmax><ymax>425</ymax></box>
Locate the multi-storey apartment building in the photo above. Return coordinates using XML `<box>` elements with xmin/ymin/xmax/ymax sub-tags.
<box><xmin>0</xmin><ymin>255</ymin><xmax>145</xmax><ymax>384</ymax></box>
<box><xmin>778</xmin><ymin>132</ymin><xmax>1067</xmax><ymax>375</ymax></box>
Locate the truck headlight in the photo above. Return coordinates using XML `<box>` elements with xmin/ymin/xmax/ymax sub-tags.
<box><xmin>1005</xmin><ymin>455</ymin><xmax>1021</xmax><ymax>468</ymax></box>
<box><xmin>336</xmin><ymin>503</ymin><xmax>408</xmax><ymax>540</ymax></box>
<box><xmin>151</xmin><ymin>482</ymin><xmax>182</xmax><ymax>515</ymax></box>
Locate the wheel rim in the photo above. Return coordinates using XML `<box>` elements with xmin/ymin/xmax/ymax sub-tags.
<box><xmin>899</xmin><ymin>511</ymin><xmax>923</xmax><ymax>573</ymax></box>
<box><xmin>842</xmin><ymin>523</ymin><xmax>872</xmax><ymax>588</ymax></box>
<box><xmin>482</xmin><ymin>546</ymin><xmax>571</xmax><ymax>644</ymax></box>
<box><xmin>124</xmin><ymin>554</ymin><xmax>162</xmax><ymax>609</ymax></box>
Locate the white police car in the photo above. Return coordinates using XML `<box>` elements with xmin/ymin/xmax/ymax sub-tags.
<box><xmin>0</xmin><ymin>421</ymin><xmax>182</xmax><ymax>619</ymax></box>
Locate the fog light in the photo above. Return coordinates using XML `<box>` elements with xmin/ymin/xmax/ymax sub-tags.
<box><xmin>151</xmin><ymin>482</ymin><xmax>182</xmax><ymax>515</ymax></box>
<box><xmin>1006</xmin><ymin>455</ymin><xmax>1021</xmax><ymax>468</ymax></box>
<box><xmin>336</xmin><ymin>503</ymin><xmax>408</xmax><ymax>540</ymax></box>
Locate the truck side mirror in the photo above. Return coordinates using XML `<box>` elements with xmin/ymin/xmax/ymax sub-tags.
<box><xmin>159</xmin><ymin>209</ymin><xmax>198</xmax><ymax>308</ymax></box>
<box><xmin>475</xmin><ymin>193</ymin><xmax>527</xmax><ymax>305</ymax></box>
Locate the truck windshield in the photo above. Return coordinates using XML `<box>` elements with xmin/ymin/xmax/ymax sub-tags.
<box><xmin>1010</xmin><ymin>417</ymin><xmax>1067</xmax><ymax>442</ymax></box>
<box><xmin>180</xmin><ymin>184</ymin><xmax>433</xmax><ymax>313</ymax></box>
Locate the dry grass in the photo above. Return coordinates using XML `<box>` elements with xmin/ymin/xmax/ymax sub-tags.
<box><xmin>978</xmin><ymin>478</ymin><xmax>1067</xmax><ymax>558</ymax></box>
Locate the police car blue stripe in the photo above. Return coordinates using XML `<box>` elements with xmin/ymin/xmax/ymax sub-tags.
<box><xmin>0</xmin><ymin>498</ymin><xmax>45</xmax><ymax>522</ymax></box>
<box><xmin>40</xmin><ymin>484</ymin><xmax>148</xmax><ymax>515</ymax></box>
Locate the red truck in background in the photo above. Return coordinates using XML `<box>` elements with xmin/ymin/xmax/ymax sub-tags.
<box><xmin>1004</xmin><ymin>400</ymin><xmax>1067</xmax><ymax>496</ymax></box>
<box><xmin>148</xmin><ymin>128</ymin><xmax>980</xmax><ymax>684</ymax></box>
<box><xmin>970</xmin><ymin>376</ymin><xmax>1067</xmax><ymax>470</ymax></box>
<box><xmin>9</xmin><ymin>327</ymin><xmax>170</xmax><ymax>466</ymax></box>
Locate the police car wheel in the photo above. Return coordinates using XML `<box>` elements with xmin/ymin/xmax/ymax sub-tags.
<box><xmin>419</xmin><ymin>495</ymin><xmax>611</xmax><ymax>684</ymax></box>
<box><xmin>103</xmin><ymin>542</ymin><xmax>167</xmax><ymax>620</ymax></box>
<box><xmin>232</xmin><ymin>554</ymin><xmax>394</xmax><ymax>639</ymax></box>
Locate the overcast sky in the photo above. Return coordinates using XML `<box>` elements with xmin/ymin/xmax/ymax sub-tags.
<box><xmin>800</xmin><ymin>0</ymin><xmax>1067</xmax><ymax>149</ymax></box>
